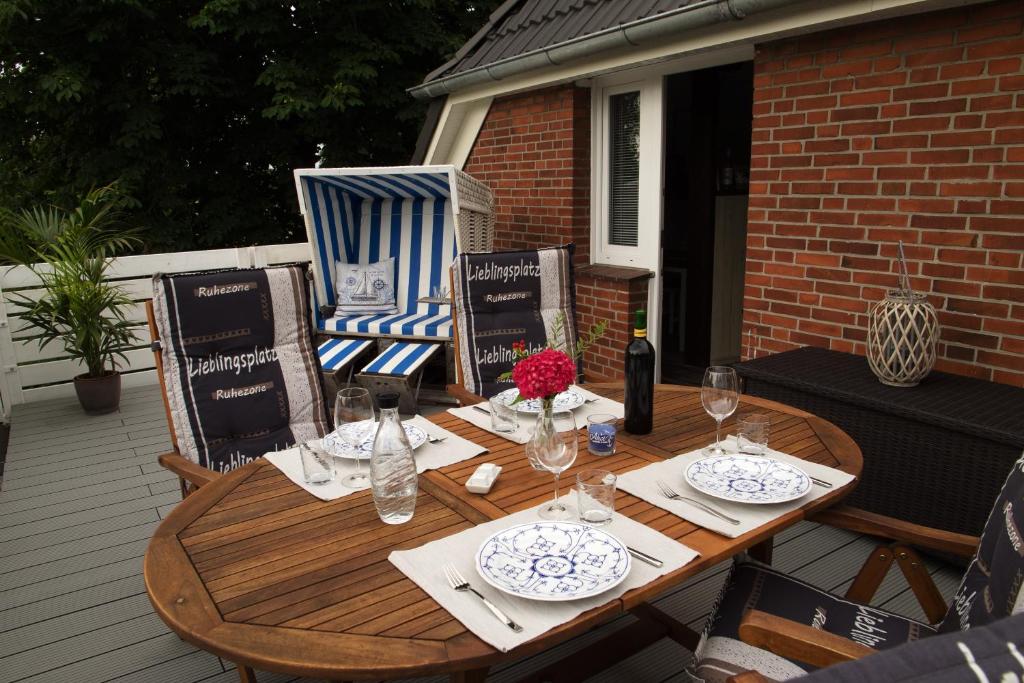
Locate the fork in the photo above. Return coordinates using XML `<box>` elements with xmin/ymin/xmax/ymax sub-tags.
<box><xmin>427</xmin><ymin>435</ymin><xmax>448</xmax><ymax>444</ymax></box>
<box><xmin>443</xmin><ymin>564</ymin><xmax>523</xmax><ymax>632</ymax></box>
<box><xmin>655</xmin><ymin>480</ymin><xmax>741</xmax><ymax>526</ymax></box>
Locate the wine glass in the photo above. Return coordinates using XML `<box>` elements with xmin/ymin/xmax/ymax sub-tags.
<box><xmin>701</xmin><ymin>366</ymin><xmax>739</xmax><ymax>456</ymax></box>
<box><xmin>536</xmin><ymin>410</ymin><xmax>579</xmax><ymax>520</ymax></box>
<box><xmin>334</xmin><ymin>387</ymin><xmax>376</xmax><ymax>489</ymax></box>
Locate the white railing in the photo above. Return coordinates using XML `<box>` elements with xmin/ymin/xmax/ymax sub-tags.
<box><xmin>0</xmin><ymin>242</ymin><xmax>311</xmax><ymax>417</ymax></box>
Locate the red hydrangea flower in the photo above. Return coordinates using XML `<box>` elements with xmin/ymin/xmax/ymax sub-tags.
<box><xmin>511</xmin><ymin>348</ymin><xmax>576</xmax><ymax>400</ymax></box>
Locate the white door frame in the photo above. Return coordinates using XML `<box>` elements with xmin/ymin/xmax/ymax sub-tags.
<box><xmin>590</xmin><ymin>76</ymin><xmax>665</xmax><ymax>377</ymax></box>
<box><xmin>589</xmin><ymin>46</ymin><xmax>754</xmax><ymax>381</ymax></box>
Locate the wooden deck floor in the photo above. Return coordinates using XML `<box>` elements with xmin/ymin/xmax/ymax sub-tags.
<box><xmin>0</xmin><ymin>386</ymin><xmax>962</xmax><ymax>683</ymax></box>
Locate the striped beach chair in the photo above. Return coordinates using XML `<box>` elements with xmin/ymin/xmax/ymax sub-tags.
<box><xmin>295</xmin><ymin>166</ymin><xmax>494</xmax><ymax>411</ymax></box>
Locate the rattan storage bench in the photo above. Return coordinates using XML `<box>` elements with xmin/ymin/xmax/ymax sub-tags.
<box><xmin>734</xmin><ymin>346</ymin><xmax>1024</xmax><ymax>536</ymax></box>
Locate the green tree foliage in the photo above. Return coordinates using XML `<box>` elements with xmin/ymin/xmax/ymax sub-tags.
<box><xmin>0</xmin><ymin>0</ymin><xmax>499</xmax><ymax>251</ymax></box>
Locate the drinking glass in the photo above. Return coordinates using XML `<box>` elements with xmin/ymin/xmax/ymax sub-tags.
<box><xmin>586</xmin><ymin>414</ymin><xmax>617</xmax><ymax>456</ymax></box>
<box><xmin>737</xmin><ymin>413</ymin><xmax>770</xmax><ymax>455</ymax></box>
<box><xmin>576</xmin><ymin>469</ymin><xmax>616</xmax><ymax>525</ymax></box>
<box><xmin>488</xmin><ymin>395</ymin><xmax>518</xmax><ymax>433</ymax></box>
<box><xmin>334</xmin><ymin>387</ymin><xmax>376</xmax><ymax>490</ymax></box>
<box><xmin>536</xmin><ymin>410</ymin><xmax>579</xmax><ymax>520</ymax></box>
<box><xmin>299</xmin><ymin>443</ymin><xmax>334</xmax><ymax>484</ymax></box>
<box><xmin>701</xmin><ymin>366</ymin><xmax>739</xmax><ymax>456</ymax></box>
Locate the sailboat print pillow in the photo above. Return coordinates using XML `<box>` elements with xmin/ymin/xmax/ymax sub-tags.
<box><xmin>335</xmin><ymin>258</ymin><xmax>399</xmax><ymax>314</ymax></box>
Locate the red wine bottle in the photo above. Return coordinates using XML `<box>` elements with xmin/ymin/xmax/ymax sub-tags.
<box><xmin>624</xmin><ymin>309</ymin><xmax>655</xmax><ymax>434</ymax></box>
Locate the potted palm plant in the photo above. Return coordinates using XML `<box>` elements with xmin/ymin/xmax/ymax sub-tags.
<box><xmin>0</xmin><ymin>184</ymin><xmax>142</xmax><ymax>413</ymax></box>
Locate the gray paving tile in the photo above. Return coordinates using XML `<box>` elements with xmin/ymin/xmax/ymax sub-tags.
<box><xmin>0</xmin><ymin>557</ymin><xmax>142</xmax><ymax>611</ymax></box>
<box><xmin>102</xmin><ymin>650</ymin><xmax>226</xmax><ymax>683</ymax></box>
<box><xmin>0</xmin><ymin>593</ymin><xmax>154</xmax><ymax>658</ymax></box>
<box><xmin>0</xmin><ymin>491</ymin><xmax>178</xmax><ymax>542</ymax></box>
<box><xmin>0</xmin><ymin>521</ymin><xmax>158</xmax><ymax>574</ymax></box>
<box><xmin>0</xmin><ymin>575</ymin><xmax>146</xmax><ymax>633</ymax></box>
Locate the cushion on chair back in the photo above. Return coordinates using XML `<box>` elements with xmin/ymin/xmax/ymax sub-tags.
<box><xmin>792</xmin><ymin>611</ymin><xmax>1024</xmax><ymax>682</ymax></box>
<box><xmin>938</xmin><ymin>452</ymin><xmax>1024</xmax><ymax>633</ymax></box>
<box><xmin>152</xmin><ymin>265</ymin><xmax>330</xmax><ymax>474</ymax></box>
<box><xmin>451</xmin><ymin>244</ymin><xmax>577</xmax><ymax>398</ymax></box>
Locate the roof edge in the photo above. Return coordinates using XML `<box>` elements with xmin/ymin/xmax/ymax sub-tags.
<box><xmin>410</xmin><ymin>0</ymin><xmax>799</xmax><ymax>100</ymax></box>
<box><xmin>419</xmin><ymin>0</ymin><xmax>525</xmax><ymax>86</ymax></box>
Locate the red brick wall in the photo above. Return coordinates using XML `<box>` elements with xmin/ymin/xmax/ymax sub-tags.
<box><xmin>744</xmin><ymin>0</ymin><xmax>1024</xmax><ymax>387</ymax></box>
<box><xmin>464</xmin><ymin>84</ymin><xmax>649</xmax><ymax>380</ymax></box>
<box><xmin>576</xmin><ymin>266</ymin><xmax>652</xmax><ymax>381</ymax></box>
<box><xmin>464</xmin><ymin>85</ymin><xmax>591</xmax><ymax>262</ymax></box>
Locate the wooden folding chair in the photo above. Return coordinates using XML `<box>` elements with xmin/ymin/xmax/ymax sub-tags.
<box><xmin>693</xmin><ymin>459</ymin><xmax>1022</xmax><ymax>683</ymax></box>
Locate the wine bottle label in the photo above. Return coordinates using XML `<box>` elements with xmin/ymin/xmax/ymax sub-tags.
<box><xmin>634</xmin><ymin>329</ymin><xmax>647</xmax><ymax>338</ymax></box>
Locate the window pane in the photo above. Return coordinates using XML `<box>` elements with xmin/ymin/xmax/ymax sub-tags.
<box><xmin>608</xmin><ymin>92</ymin><xmax>640</xmax><ymax>247</ymax></box>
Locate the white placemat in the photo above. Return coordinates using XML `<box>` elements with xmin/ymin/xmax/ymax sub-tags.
<box><xmin>263</xmin><ymin>417</ymin><xmax>488</xmax><ymax>501</ymax></box>
<box><xmin>616</xmin><ymin>437</ymin><xmax>856</xmax><ymax>538</ymax></box>
<box><xmin>389</xmin><ymin>507</ymin><xmax>699</xmax><ymax>652</ymax></box>
<box><xmin>447</xmin><ymin>385</ymin><xmax>625</xmax><ymax>444</ymax></box>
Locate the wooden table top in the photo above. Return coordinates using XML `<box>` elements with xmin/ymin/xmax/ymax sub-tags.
<box><xmin>145</xmin><ymin>384</ymin><xmax>862</xmax><ymax>680</ymax></box>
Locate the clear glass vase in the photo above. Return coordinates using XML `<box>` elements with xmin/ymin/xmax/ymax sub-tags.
<box><xmin>525</xmin><ymin>398</ymin><xmax>555</xmax><ymax>471</ymax></box>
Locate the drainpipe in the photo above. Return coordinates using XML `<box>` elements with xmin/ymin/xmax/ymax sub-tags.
<box><xmin>409</xmin><ymin>0</ymin><xmax>804</xmax><ymax>100</ymax></box>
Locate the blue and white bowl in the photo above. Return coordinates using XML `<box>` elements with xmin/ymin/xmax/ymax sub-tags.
<box><xmin>475</xmin><ymin>521</ymin><xmax>631</xmax><ymax>602</ymax></box>
<box><xmin>684</xmin><ymin>454</ymin><xmax>811</xmax><ymax>504</ymax></box>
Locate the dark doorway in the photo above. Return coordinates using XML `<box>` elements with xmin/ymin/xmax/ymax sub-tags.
<box><xmin>660</xmin><ymin>61</ymin><xmax>753</xmax><ymax>386</ymax></box>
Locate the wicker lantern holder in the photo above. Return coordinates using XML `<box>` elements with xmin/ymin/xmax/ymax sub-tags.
<box><xmin>866</xmin><ymin>290</ymin><xmax>939</xmax><ymax>387</ymax></box>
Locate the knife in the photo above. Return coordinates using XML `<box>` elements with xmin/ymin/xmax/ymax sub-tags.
<box><xmin>473</xmin><ymin>406</ymin><xmax>491</xmax><ymax>416</ymax></box>
<box><xmin>627</xmin><ymin>546</ymin><xmax>663</xmax><ymax>568</ymax></box>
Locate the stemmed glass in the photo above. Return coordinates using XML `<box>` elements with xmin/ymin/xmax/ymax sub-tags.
<box><xmin>701</xmin><ymin>366</ymin><xmax>739</xmax><ymax>456</ymax></box>
<box><xmin>536</xmin><ymin>410</ymin><xmax>579</xmax><ymax>520</ymax></box>
<box><xmin>334</xmin><ymin>387</ymin><xmax>376</xmax><ymax>490</ymax></box>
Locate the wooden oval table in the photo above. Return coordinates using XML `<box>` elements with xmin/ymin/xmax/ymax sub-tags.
<box><xmin>145</xmin><ymin>384</ymin><xmax>862</xmax><ymax>681</ymax></box>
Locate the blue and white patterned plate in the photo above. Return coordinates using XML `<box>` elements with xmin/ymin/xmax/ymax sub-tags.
<box><xmin>475</xmin><ymin>521</ymin><xmax>631</xmax><ymax>602</ymax></box>
<box><xmin>493</xmin><ymin>388</ymin><xmax>585</xmax><ymax>414</ymax></box>
<box><xmin>322</xmin><ymin>421</ymin><xmax>427</xmax><ymax>460</ymax></box>
<box><xmin>684</xmin><ymin>454</ymin><xmax>811</xmax><ymax>504</ymax></box>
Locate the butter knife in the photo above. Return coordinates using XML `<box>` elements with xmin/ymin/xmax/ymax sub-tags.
<box><xmin>627</xmin><ymin>546</ymin><xmax>664</xmax><ymax>568</ymax></box>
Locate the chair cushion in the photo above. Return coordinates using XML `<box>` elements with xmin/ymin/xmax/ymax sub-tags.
<box><xmin>323</xmin><ymin>306</ymin><xmax>452</xmax><ymax>338</ymax></box>
<box><xmin>152</xmin><ymin>265</ymin><xmax>330</xmax><ymax>474</ymax></box>
<box><xmin>451</xmin><ymin>244</ymin><xmax>577</xmax><ymax>398</ymax></box>
<box><xmin>790</xmin><ymin>611</ymin><xmax>1024</xmax><ymax>682</ymax></box>
<box><xmin>692</xmin><ymin>560</ymin><xmax>934</xmax><ymax>683</ymax></box>
<box><xmin>334</xmin><ymin>257</ymin><xmax>398</xmax><ymax>314</ymax></box>
<box><xmin>938</xmin><ymin>452</ymin><xmax>1024</xmax><ymax>633</ymax></box>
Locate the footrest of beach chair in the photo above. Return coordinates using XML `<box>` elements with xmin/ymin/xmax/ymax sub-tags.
<box><xmin>318</xmin><ymin>338</ymin><xmax>376</xmax><ymax>399</ymax></box>
<box><xmin>356</xmin><ymin>341</ymin><xmax>441</xmax><ymax>414</ymax></box>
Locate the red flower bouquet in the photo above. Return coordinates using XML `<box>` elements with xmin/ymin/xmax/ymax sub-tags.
<box><xmin>500</xmin><ymin>312</ymin><xmax>607</xmax><ymax>405</ymax></box>
<box><xmin>510</xmin><ymin>348</ymin><xmax>576</xmax><ymax>401</ymax></box>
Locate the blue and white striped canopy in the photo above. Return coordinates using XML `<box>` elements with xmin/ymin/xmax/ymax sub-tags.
<box><xmin>295</xmin><ymin>166</ymin><xmax>461</xmax><ymax>340</ymax></box>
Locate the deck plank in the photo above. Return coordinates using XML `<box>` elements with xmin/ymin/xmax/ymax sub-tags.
<box><xmin>0</xmin><ymin>385</ymin><xmax>963</xmax><ymax>683</ymax></box>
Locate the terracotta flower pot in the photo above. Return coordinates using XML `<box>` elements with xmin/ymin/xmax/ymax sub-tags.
<box><xmin>73</xmin><ymin>371</ymin><xmax>122</xmax><ymax>414</ymax></box>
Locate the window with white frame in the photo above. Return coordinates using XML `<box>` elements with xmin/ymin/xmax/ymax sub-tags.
<box><xmin>592</xmin><ymin>78</ymin><xmax>661</xmax><ymax>270</ymax></box>
<box><xmin>607</xmin><ymin>92</ymin><xmax>640</xmax><ymax>248</ymax></box>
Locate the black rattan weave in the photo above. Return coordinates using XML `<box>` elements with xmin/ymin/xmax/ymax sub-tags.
<box><xmin>734</xmin><ymin>347</ymin><xmax>1024</xmax><ymax>536</ymax></box>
